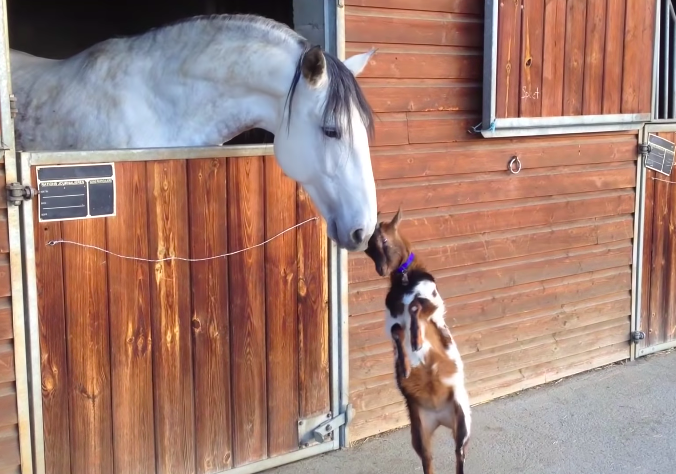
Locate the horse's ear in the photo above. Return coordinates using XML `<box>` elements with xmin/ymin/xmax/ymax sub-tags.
<box><xmin>302</xmin><ymin>45</ymin><xmax>326</xmax><ymax>86</ymax></box>
<box><xmin>391</xmin><ymin>206</ymin><xmax>403</xmax><ymax>228</ymax></box>
<box><xmin>343</xmin><ymin>48</ymin><xmax>376</xmax><ymax>77</ymax></box>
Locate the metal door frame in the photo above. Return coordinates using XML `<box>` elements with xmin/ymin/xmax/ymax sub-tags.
<box><xmin>13</xmin><ymin>1</ymin><xmax>352</xmax><ymax>472</ymax></box>
<box><xmin>633</xmin><ymin>123</ymin><xmax>676</xmax><ymax>358</ymax></box>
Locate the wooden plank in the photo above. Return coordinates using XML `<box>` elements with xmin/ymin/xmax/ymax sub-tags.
<box><xmin>355</xmin><ymin>190</ymin><xmax>636</xmax><ymax>245</ymax></box>
<box><xmin>0</xmin><ymin>390</ymin><xmax>17</xmax><ymax>427</ymax></box>
<box><xmin>519</xmin><ymin>0</ymin><xmax>544</xmax><ymax>117</ymax></box>
<box><xmin>0</xmin><ymin>259</ymin><xmax>10</xmax><ymax>298</ymax></box>
<box><xmin>359</xmin><ymin>79</ymin><xmax>481</xmax><ymax>113</ymax></box>
<box><xmin>106</xmin><ymin>162</ymin><xmax>155</xmax><ymax>474</ymax></box>
<box><xmin>0</xmin><ymin>344</ymin><xmax>13</xmax><ymax>383</ymax></box>
<box><xmin>0</xmin><ymin>171</ymin><xmax>6</xmax><ymax>209</ymax></box>
<box><xmin>0</xmin><ymin>304</ymin><xmax>11</xmax><ymax>341</ymax></box>
<box><xmin>562</xmin><ymin>0</ymin><xmax>587</xmax><ymax>116</ymax></box>
<box><xmin>375</xmin><ymin>163</ymin><xmax>636</xmax><ymax>213</ymax></box>
<box><xmin>297</xmin><ymin>186</ymin><xmax>330</xmax><ymax>418</ymax></box>
<box><xmin>582</xmin><ymin>0</ymin><xmax>606</xmax><ymax>115</ymax></box>
<box><xmin>228</xmin><ymin>157</ymin><xmax>267</xmax><ymax>465</ymax></box>
<box><xmin>264</xmin><ymin>157</ymin><xmax>299</xmax><ymax>456</ymax></box>
<box><xmin>372</xmin><ymin>113</ymin><xmax>408</xmax><ymax>147</ymax></box>
<box><xmin>61</xmin><ymin>218</ymin><xmax>113</xmax><ymax>474</ymax></box>
<box><xmin>602</xmin><ymin>0</ymin><xmax>626</xmax><ymax>114</ymax></box>
<box><xmin>33</xmin><ymin>208</ymin><xmax>70</xmax><ymax>474</ymax></box>
<box><xmin>370</xmin><ymin>136</ymin><xmax>639</xmax><ymax>180</ymax></box>
<box><xmin>495</xmin><ymin>0</ymin><xmax>522</xmax><ymax>118</ymax></box>
<box><xmin>344</xmin><ymin>0</ymin><xmax>483</xmax><ymax>14</ymax></box>
<box><xmin>648</xmin><ymin>174</ymin><xmax>668</xmax><ymax>347</ymax></box>
<box><xmin>621</xmin><ymin>0</ymin><xmax>643</xmax><ymax>113</ymax></box>
<box><xmin>188</xmin><ymin>158</ymin><xmax>233</xmax><ymax>474</ymax></box>
<box><xmin>541</xmin><ymin>0</ymin><xmax>566</xmax><ymax>116</ymax></box>
<box><xmin>347</xmin><ymin>43</ymin><xmax>482</xmax><ymax>79</ymax></box>
<box><xmin>0</xmin><ymin>218</ymin><xmax>8</xmax><ymax>254</ymax></box>
<box><xmin>0</xmin><ymin>433</ymin><xmax>20</xmax><ymax>471</ymax></box>
<box><xmin>345</xmin><ymin>7</ymin><xmax>483</xmax><ymax>47</ymax></box>
<box><xmin>638</xmin><ymin>0</ymin><xmax>657</xmax><ymax>114</ymax></box>
<box><xmin>147</xmin><ymin>160</ymin><xmax>195</xmax><ymax>474</ymax></box>
<box><xmin>664</xmin><ymin>167</ymin><xmax>676</xmax><ymax>345</ymax></box>
<box><xmin>405</xmin><ymin>112</ymin><xmax>480</xmax><ymax>144</ymax></box>
<box><xmin>348</xmin><ymin>216</ymin><xmax>634</xmax><ymax>284</ymax></box>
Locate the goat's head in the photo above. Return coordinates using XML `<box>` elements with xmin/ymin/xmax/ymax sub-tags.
<box><xmin>364</xmin><ymin>207</ymin><xmax>411</xmax><ymax>277</ymax></box>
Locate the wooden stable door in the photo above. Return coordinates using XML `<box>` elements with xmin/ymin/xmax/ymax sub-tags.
<box><xmin>640</xmin><ymin>132</ymin><xmax>676</xmax><ymax>356</ymax></box>
<box><xmin>32</xmin><ymin>155</ymin><xmax>330</xmax><ymax>474</ymax></box>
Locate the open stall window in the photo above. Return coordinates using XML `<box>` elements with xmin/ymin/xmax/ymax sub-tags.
<box><xmin>479</xmin><ymin>0</ymin><xmax>656</xmax><ymax>138</ymax></box>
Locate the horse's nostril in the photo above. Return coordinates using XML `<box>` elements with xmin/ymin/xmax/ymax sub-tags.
<box><xmin>351</xmin><ymin>228</ymin><xmax>365</xmax><ymax>244</ymax></box>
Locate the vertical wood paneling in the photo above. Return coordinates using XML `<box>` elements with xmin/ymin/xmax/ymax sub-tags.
<box><xmin>33</xmin><ymin>215</ymin><xmax>70</xmax><ymax>474</ymax></box>
<box><xmin>638</xmin><ymin>0</ymin><xmax>657</xmax><ymax>114</ymax></box>
<box><xmin>621</xmin><ymin>0</ymin><xmax>644</xmax><ymax>113</ymax></box>
<box><xmin>61</xmin><ymin>219</ymin><xmax>113</xmax><ymax>474</ymax></box>
<box><xmin>297</xmin><ymin>188</ymin><xmax>330</xmax><ymax>418</ymax></box>
<box><xmin>264</xmin><ymin>157</ymin><xmax>299</xmax><ymax>456</ymax></box>
<box><xmin>495</xmin><ymin>0</ymin><xmax>522</xmax><ymax>118</ymax></box>
<box><xmin>106</xmin><ymin>162</ymin><xmax>155</xmax><ymax>474</ymax></box>
<box><xmin>228</xmin><ymin>157</ymin><xmax>267</xmax><ymax>466</ymax></box>
<box><xmin>519</xmin><ymin>0</ymin><xmax>544</xmax><ymax>117</ymax></box>
<box><xmin>602</xmin><ymin>0</ymin><xmax>627</xmax><ymax>114</ymax></box>
<box><xmin>541</xmin><ymin>0</ymin><xmax>566</xmax><ymax>116</ymax></box>
<box><xmin>582</xmin><ymin>0</ymin><xmax>607</xmax><ymax>115</ymax></box>
<box><xmin>188</xmin><ymin>158</ymin><xmax>233</xmax><ymax>474</ymax></box>
<box><xmin>147</xmin><ymin>160</ymin><xmax>195</xmax><ymax>474</ymax></box>
<box><xmin>563</xmin><ymin>0</ymin><xmax>587</xmax><ymax>115</ymax></box>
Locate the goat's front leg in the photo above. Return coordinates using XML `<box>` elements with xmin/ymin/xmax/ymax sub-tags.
<box><xmin>391</xmin><ymin>323</ymin><xmax>410</xmax><ymax>379</ymax></box>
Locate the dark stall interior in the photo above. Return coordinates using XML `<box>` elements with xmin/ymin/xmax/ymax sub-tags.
<box><xmin>7</xmin><ymin>0</ymin><xmax>296</xmax><ymax>144</ymax></box>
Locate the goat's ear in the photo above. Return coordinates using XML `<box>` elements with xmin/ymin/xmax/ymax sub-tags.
<box><xmin>302</xmin><ymin>45</ymin><xmax>327</xmax><ymax>87</ymax></box>
<box><xmin>391</xmin><ymin>207</ymin><xmax>403</xmax><ymax>228</ymax></box>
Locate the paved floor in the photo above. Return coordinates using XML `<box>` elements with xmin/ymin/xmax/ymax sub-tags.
<box><xmin>269</xmin><ymin>350</ymin><xmax>676</xmax><ymax>474</ymax></box>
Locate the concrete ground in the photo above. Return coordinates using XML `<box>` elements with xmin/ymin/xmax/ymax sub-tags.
<box><xmin>269</xmin><ymin>350</ymin><xmax>676</xmax><ymax>474</ymax></box>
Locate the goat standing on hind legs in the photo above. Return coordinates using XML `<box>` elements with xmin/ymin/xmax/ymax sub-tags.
<box><xmin>365</xmin><ymin>208</ymin><xmax>471</xmax><ymax>474</ymax></box>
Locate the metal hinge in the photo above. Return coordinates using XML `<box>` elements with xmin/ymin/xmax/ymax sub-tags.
<box><xmin>638</xmin><ymin>142</ymin><xmax>651</xmax><ymax>158</ymax></box>
<box><xmin>631</xmin><ymin>331</ymin><xmax>646</xmax><ymax>344</ymax></box>
<box><xmin>297</xmin><ymin>404</ymin><xmax>354</xmax><ymax>448</ymax></box>
<box><xmin>6</xmin><ymin>182</ymin><xmax>38</xmax><ymax>206</ymax></box>
<box><xmin>9</xmin><ymin>94</ymin><xmax>17</xmax><ymax>119</ymax></box>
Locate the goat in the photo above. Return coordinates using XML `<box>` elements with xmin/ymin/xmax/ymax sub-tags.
<box><xmin>365</xmin><ymin>209</ymin><xmax>471</xmax><ymax>474</ymax></box>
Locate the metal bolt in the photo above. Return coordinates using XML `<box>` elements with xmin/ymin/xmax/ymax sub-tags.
<box><xmin>325</xmin><ymin>424</ymin><xmax>332</xmax><ymax>432</ymax></box>
<box><xmin>298</xmin><ymin>421</ymin><xmax>303</xmax><ymax>426</ymax></box>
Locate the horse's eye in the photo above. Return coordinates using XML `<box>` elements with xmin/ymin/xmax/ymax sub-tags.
<box><xmin>322</xmin><ymin>127</ymin><xmax>339</xmax><ymax>139</ymax></box>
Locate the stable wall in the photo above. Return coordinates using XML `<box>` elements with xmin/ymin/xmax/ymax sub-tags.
<box><xmin>345</xmin><ymin>0</ymin><xmax>644</xmax><ymax>441</ymax></box>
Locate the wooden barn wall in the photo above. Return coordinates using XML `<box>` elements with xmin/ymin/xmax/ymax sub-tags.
<box><xmin>33</xmin><ymin>156</ymin><xmax>329</xmax><ymax>474</ymax></box>
<box><xmin>345</xmin><ymin>0</ymin><xmax>637</xmax><ymax>441</ymax></box>
<box><xmin>639</xmin><ymin>132</ymin><xmax>676</xmax><ymax>353</ymax></box>
<box><xmin>495</xmin><ymin>0</ymin><xmax>655</xmax><ymax>119</ymax></box>
<box><xmin>0</xmin><ymin>153</ymin><xmax>19</xmax><ymax>473</ymax></box>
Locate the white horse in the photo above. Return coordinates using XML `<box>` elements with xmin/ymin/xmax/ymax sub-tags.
<box><xmin>10</xmin><ymin>14</ymin><xmax>378</xmax><ymax>251</ymax></box>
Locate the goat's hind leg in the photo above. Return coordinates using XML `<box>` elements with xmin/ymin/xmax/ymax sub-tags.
<box><xmin>452</xmin><ymin>400</ymin><xmax>471</xmax><ymax>474</ymax></box>
<box><xmin>409</xmin><ymin>404</ymin><xmax>436</xmax><ymax>474</ymax></box>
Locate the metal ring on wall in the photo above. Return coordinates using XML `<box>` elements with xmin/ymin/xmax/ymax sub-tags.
<box><xmin>508</xmin><ymin>156</ymin><xmax>521</xmax><ymax>174</ymax></box>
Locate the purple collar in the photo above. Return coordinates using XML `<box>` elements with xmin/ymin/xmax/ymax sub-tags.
<box><xmin>396</xmin><ymin>253</ymin><xmax>414</xmax><ymax>274</ymax></box>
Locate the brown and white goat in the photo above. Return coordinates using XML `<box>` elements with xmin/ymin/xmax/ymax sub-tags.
<box><xmin>365</xmin><ymin>209</ymin><xmax>471</xmax><ymax>474</ymax></box>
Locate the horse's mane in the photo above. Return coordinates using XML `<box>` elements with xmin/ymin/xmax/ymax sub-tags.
<box><xmin>93</xmin><ymin>14</ymin><xmax>374</xmax><ymax>141</ymax></box>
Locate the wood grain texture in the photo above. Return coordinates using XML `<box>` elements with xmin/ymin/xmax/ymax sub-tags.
<box><xmin>0</xmin><ymin>303</ymin><xmax>11</xmax><ymax>341</ymax></box>
<box><xmin>372</xmin><ymin>113</ymin><xmax>408</xmax><ymax>147</ymax></box>
<box><xmin>621</xmin><ymin>0</ymin><xmax>643</xmax><ymax>113</ymax></box>
<box><xmin>0</xmin><ymin>259</ymin><xmax>9</xmax><ymax>298</ymax></box>
<box><xmin>0</xmin><ymin>431</ymin><xmax>20</xmax><ymax>473</ymax></box>
<box><xmin>519</xmin><ymin>0</ymin><xmax>544</xmax><ymax>117</ymax></box>
<box><xmin>562</xmin><ymin>0</ymin><xmax>587</xmax><ymax>115</ymax></box>
<box><xmin>638</xmin><ymin>0</ymin><xmax>657</xmax><ymax>114</ymax></box>
<box><xmin>345</xmin><ymin>6</ymin><xmax>483</xmax><ymax>47</ymax></box>
<box><xmin>147</xmin><ymin>160</ymin><xmax>195</xmax><ymax>474</ymax></box>
<box><xmin>602</xmin><ymin>0</ymin><xmax>626</xmax><ymax>114</ymax></box>
<box><xmin>345</xmin><ymin>0</ymin><xmax>483</xmax><ymax>14</ymax></box>
<box><xmin>33</xmin><ymin>207</ymin><xmax>70</xmax><ymax>474</ymax></box>
<box><xmin>495</xmin><ymin>0</ymin><xmax>522</xmax><ymax>118</ymax></box>
<box><xmin>582</xmin><ymin>0</ymin><xmax>606</xmax><ymax>115</ymax></box>
<box><xmin>0</xmin><ymin>387</ymin><xmax>17</xmax><ymax>427</ymax></box>
<box><xmin>297</xmin><ymin>187</ymin><xmax>330</xmax><ymax>418</ymax></box>
<box><xmin>0</xmin><ymin>344</ymin><xmax>13</xmax><ymax>383</ymax></box>
<box><xmin>228</xmin><ymin>157</ymin><xmax>268</xmax><ymax>466</ymax></box>
<box><xmin>61</xmin><ymin>218</ymin><xmax>113</xmax><ymax>474</ymax></box>
<box><xmin>106</xmin><ymin>162</ymin><xmax>155</xmax><ymax>474</ymax></box>
<box><xmin>405</xmin><ymin>112</ymin><xmax>480</xmax><ymax>144</ymax></box>
<box><xmin>264</xmin><ymin>157</ymin><xmax>299</xmax><ymax>456</ymax></box>
<box><xmin>0</xmin><ymin>219</ymin><xmax>8</xmax><ymax>254</ymax></box>
<box><xmin>360</xmin><ymin>79</ymin><xmax>481</xmax><ymax>113</ymax></box>
<box><xmin>346</xmin><ymin>43</ymin><xmax>482</xmax><ymax>80</ymax></box>
<box><xmin>188</xmin><ymin>158</ymin><xmax>233</xmax><ymax>474</ymax></box>
<box><xmin>541</xmin><ymin>0</ymin><xmax>567</xmax><ymax>116</ymax></box>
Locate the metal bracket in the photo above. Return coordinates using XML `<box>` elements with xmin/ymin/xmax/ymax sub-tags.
<box><xmin>9</xmin><ymin>94</ymin><xmax>17</xmax><ymax>119</ymax></box>
<box><xmin>631</xmin><ymin>331</ymin><xmax>646</xmax><ymax>344</ymax></box>
<box><xmin>6</xmin><ymin>182</ymin><xmax>38</xmax><ymax>206</ymax></box>
<box><xmin>297</xmin><ymin>404</ymin><xmax>354</xmax><ymax>448</ymax></box>
<box><xmin>638</xmin><ymin>143</ymin><xmax>651</xmax><ymax>158</ymax></box>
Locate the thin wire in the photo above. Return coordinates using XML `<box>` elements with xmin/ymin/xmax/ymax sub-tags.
<box><xmin>652</xmin><ymin>177</ymin><xmax>676</xmax><ymax>184</ymax></box>
<box><xmin>47</xmin><ymin>216</ymin><xmax>318</xmax><ymax>263</ymax></box>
